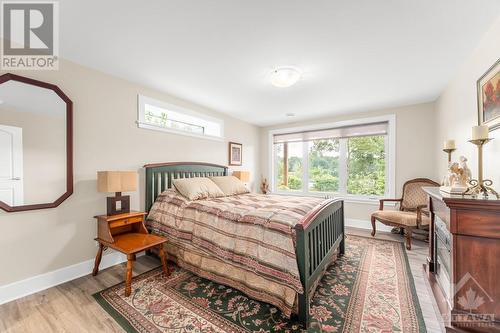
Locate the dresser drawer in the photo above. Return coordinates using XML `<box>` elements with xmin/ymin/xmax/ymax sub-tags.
<box><xmin>431</xmin><ymin>196</ymin><xmax>450</xmax><ymax>229</ymax></box>
<box><xmin>456</xmin><ymin>210</ymin><xmax>500</xmax><ymax>239</ymax></box>
<box><xmin>109</xmin><ymin>216</ymin><xmax>143</xmax><ymax>229</ymax></box>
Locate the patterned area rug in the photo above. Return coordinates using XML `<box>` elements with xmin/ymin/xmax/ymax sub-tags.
<box><xmin>94</xmin><ymin>235</ymin><xmax>426</xmax><ymax>332</ymax></box>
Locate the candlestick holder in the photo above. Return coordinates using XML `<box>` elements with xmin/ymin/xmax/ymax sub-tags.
<box><xmin>462</xmin><ymin>138</ymin><xmax>499</xmax><ymax>199</ymax></box>
<box><xmin>442</xmin><ymin>148</ymin><xmax>456</xmax><ymax>163</ymax></box>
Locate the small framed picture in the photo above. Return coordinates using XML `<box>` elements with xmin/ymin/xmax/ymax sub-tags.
<box><xmin>477</xmin><ymin>58</ymin><xmax>500</xmax><ymax>131</ymax></box>
<box><xmin>228</xmin><ymin>142</ymin><xmax>242</xmax><ymax>166</ymax></box>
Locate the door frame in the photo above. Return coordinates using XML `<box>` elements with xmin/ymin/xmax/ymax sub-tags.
<box><xmin>0</xmin><ymin>124</ymin><xmax>24</xmax><ymax>205</ymax></box>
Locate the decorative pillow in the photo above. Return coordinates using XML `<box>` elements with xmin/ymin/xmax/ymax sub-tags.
<box><xmin>210</xmin><ymin>176</ymin><xmax>250</xmax><ymax>196</ymax></box>
<box><xmin>172</xmin><ymin>177</ymin><xmax>224</xmax><ymax>201</ymax></box>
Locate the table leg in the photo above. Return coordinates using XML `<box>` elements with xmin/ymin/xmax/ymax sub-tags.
<box><xmin>125</xmin><ymin>254</ymin><xmax>134</xmax><ymax>297</ymax></box>
<box><xmin>158</xmin><ymin>243</ymin><xmax>169</xmax><ymax>276</ymax></box>
<box><xmin>92</xmin><ymin>243</ymin><xmax>104</xmax><ymax>276</ymax></box>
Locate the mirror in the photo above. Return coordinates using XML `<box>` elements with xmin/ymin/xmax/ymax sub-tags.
<box><xmin>0</xmin><ymin>73</ymin><xmax>73</xmax><ymax>212</ymax></box>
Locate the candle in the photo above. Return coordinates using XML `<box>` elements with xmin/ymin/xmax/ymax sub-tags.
<box><xmin>443</xmin><ymin>140</ymin><xmax>456</xmax><ymax>150</ymax></box>
<box><xmin>472</xmin><ymin>125</ymin><xmax>489</xmax><ymax>140</ymax></box>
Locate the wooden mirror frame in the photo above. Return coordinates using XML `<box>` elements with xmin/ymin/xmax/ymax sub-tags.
<box><xmin>0</xmin><ymin>73</ymin><xmax>73</xmax><ymax>212</ymax></box>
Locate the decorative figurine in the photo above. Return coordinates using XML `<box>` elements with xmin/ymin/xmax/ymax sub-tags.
<box><xmin>260</xmin><ymin>177</ymin><xmax>270</xmax><ymax>194</ymax></box>
<box><xmin>440</xmin><ymin>156</ymin><xmax>471</xmax><ymax>194</ymax></box>
<box><xmin>459</xmin><ymin>156</ymin><xmax>472</xmax><ymax>186</ymax></box>
<box><xmin>442</xmin><ymin>162</ymin><xmax>459</xmax><ymax>187</ymax></box>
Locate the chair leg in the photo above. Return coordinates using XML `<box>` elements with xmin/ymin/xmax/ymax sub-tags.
<box><xmin>371</xmin><ymin>216</ymin><xmax>376</xmax><ymax>237</ymax></box>
<box><xmin>405</xmin><ymin>228</ymin><xmax>412</xmax><ymax>250</ymax></box>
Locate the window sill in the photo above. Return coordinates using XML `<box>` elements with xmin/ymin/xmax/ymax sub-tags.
<box><xmin>137</xmin><ymin>121</ymin><xmax>225</xmax><ymax>142</ymax></box>
<box><xmin>270</xmin><ymin>191</ymin><xmax>397</xmax><ymax>206</ymax></box>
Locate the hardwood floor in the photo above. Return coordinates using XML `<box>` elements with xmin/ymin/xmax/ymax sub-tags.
<box><xmin>0</xmin><ymin>254</ymin><xmax>159</xmax><ymax>333</ymax></box>
<box><xmin>0</xmin><ymin>227</ymin><xmax>445</xmax><ymax>332</ymax></box>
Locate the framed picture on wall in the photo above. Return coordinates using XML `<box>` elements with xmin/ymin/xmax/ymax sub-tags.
<box><xmin>228</xmin><ymin>142</ymin><xmax>242</xmax><ymax>166</ymax></box>
<box><xmin>477</xmin><ymin>58</ymin><xmax>500</xmax><ymax>131</ymax></box>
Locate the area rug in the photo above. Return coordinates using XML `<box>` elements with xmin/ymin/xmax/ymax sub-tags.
<box><xmin>93</xmin><ymin>235</ymin><xmax>426</xmax><ymax>332</ymax></box>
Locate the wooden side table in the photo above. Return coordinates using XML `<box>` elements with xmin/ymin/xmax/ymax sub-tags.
<box><xmin>92</xmin><ymin>211</ymin><xmax>169</xmax><ymax>296</ymax></box>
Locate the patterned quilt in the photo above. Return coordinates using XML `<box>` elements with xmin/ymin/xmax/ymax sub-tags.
<box><xmin>146</xmin><ymin>189</ymin><xmax>326</xmax><ymax>317</ymax></box>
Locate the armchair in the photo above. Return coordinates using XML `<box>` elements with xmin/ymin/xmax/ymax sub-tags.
<box><xmin>371</xmin><ymin>178</ymin><xmax>439</xmax><ymax>250</ymax></box>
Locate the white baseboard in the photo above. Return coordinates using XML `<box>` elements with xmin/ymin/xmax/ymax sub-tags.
<box><xmin>346</xmin><ymin>218</ymin><xmax>393</xmax><ymax>232</ymax></box>
<box><xmin>0</xmin><ymin>220</ymin><xmax>384</xmax><ymax>306</ymax></box>
<box><xmin>0</xmin><ymin>251</ymin><xmax>144</xmax><ymax>306</ymax></box>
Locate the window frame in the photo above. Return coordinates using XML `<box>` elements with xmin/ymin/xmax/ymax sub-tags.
<box><xmin>137</xmin><ymin>94</ymin><xmax>225</xmax><ymax>141</ymax></box>
<box><xmin>268</xmin><ymin>115</ymin><xmax>396</xmax><ymax>203</ymax></box>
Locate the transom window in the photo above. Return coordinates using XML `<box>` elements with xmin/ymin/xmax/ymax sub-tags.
<box><xmin>137</xmin><ymin>95</ymin><xmax>224</xmax><ymax>140</ymax></box>
<box><xmin>270</xmin><ymin>116</ymin><xmax>395</xmax><ymax>200</ymax></box>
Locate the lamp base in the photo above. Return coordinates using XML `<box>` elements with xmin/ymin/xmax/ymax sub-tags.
<box><xmin>106</xmin><ymin>192</ymin><xmax>130</xmax><ymax>216</ymax></box>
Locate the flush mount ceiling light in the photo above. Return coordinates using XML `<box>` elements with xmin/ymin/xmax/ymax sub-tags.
<box><xmin>270</xmin><ymin>66</ymin><xmax>302</xmax><ymax>88</ymax></box>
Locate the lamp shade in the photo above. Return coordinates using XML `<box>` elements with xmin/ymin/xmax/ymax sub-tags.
<box><xmin>232</xmin><ymin>171</ymin><xmax>250</xmax><ymax>182</ymax></box>
<box><xmin>97</xmin><ymin>171</ymin><xmax>137</xmax><ymax>193</ymax></box>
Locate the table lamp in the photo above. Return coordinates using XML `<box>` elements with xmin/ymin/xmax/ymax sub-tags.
<box><xmin>97</xmin><ymin>171</ymin><xmax>138</xmax><ymax>216</ymax></box>
<box><xmin>233</xmin><ymin>171</ymin><xmax>250</xmax><ymax>185</ymax></box>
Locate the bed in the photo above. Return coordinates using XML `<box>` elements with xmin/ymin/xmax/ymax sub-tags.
<box><xmin>143</xmin><ymin>162</ymin><xmax>345</xmax><ymax>327</ymax></box>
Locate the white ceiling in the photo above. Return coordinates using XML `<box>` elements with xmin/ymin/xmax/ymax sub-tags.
<box><xmin>60</xmin><ymin>1</ymin><xmax>500</xmax><ymax>126</ymax></box>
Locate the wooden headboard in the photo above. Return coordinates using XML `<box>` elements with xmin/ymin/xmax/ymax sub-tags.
<box><xmin>144</xmin><ymin>162</ymin><xmax>228</xmax><ymax>212</ymax></box>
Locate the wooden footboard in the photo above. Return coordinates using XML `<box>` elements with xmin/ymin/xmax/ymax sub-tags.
<box><xmin>295</xmin><ymin>198</ymin><xmax>345</xmax><ymax>327</ymax></box>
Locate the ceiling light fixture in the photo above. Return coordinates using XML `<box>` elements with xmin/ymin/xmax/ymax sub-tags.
<box><xmin>270</xmin><ymin>66</ymin><xmax>302</xmax><ymax>88</ymax></box>
<box><xmin>285</xmin><ymin>112</ymin><xmax>296</xmax><ymax>117</ymax></box>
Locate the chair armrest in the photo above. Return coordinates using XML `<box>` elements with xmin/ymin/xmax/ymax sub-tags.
<box><xmin>379</xmin><ymin>198</ymin><xmax>402</xmax><ymax>210</ymax></box>
<box><xmin>416</xmin><ymin>204</ymin><xmax>428</xmax><ymax>228</ymax></box>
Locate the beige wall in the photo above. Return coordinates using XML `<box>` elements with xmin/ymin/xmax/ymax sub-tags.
<box><xmin>260</xmin><ymin>103</ymin><xmax>438</xmax><ymax>222</ymax></box>
<box><xmin>435</xmin><ymin>16</ymin><xmax>500</xmax><ymax>186</ymax></box>
<box><xmin>3</xmin><ymin>14</ymin><xmax>498</xmax><ymax>289</ymax></box>
<box><xmin>0</xmin><ymin>60</ymin><xmax>260</xmax><ymax>286</ymax></box>
<box><xmin>0</xmin><ymin>107</ymin><xmax>66</xmax><ymax>204</ymax></box>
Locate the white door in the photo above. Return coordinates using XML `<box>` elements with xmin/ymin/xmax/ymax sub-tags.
<box><xmin>0</xmin><ymin>124</ymin><xmax>23</xmax><ymax>206</ymax></box>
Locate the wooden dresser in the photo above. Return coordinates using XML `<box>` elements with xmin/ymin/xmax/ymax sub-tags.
<box><xmin>424</xmin><ymin>187</ymin><xmax>500</xmax><ymax>332</ymax></box>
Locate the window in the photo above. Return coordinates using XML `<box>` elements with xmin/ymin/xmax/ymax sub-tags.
<box><xmin>275</xmin><ymin>141</ymin><xmax>303</xmax><ymax>191</ymax></box>
<box><xmin>137</xmin><ymin>95</ymin><xmax>224</xmax><ymax>139</ymax></box>
<box><xmin>308</xmin><ymin>139</ymin><xmax>340</xmax><ymax>193</ymax></box>
<box><xmin>347</xmin><ymin>136</ymin><xmax>386</xmax><ymax>196</ymax></box>
<box><xmin>270</xmin><ymin>116</ymin><xmax>395</xmax><ymax>200</ymax></box>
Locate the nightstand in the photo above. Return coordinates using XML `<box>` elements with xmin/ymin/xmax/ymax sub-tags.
<box><xmin>92</xmin><ymin>211</ymin><xmax>169</xmax><ymax>296</ymax></box>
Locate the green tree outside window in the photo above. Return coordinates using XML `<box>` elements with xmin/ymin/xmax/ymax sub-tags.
<box><xmin>274</xmin><ymin>135</ymin><xmax>386</xmax><ymax>196</ymax></box>
<box><xmin>347</xmin><ymin>136</ymin><xmax>385</xmax><ymax>195</ymax></box>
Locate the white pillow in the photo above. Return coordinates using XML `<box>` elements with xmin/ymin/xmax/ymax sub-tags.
<box><xmin>210</xmin><ymin>176</ymin><xmax>250</xmax><ymax>196</ymax></box>
<box><xmin>173</xmin><ymin>177</ymin><xmax>224</xmax><ymax>200</ymax></box>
